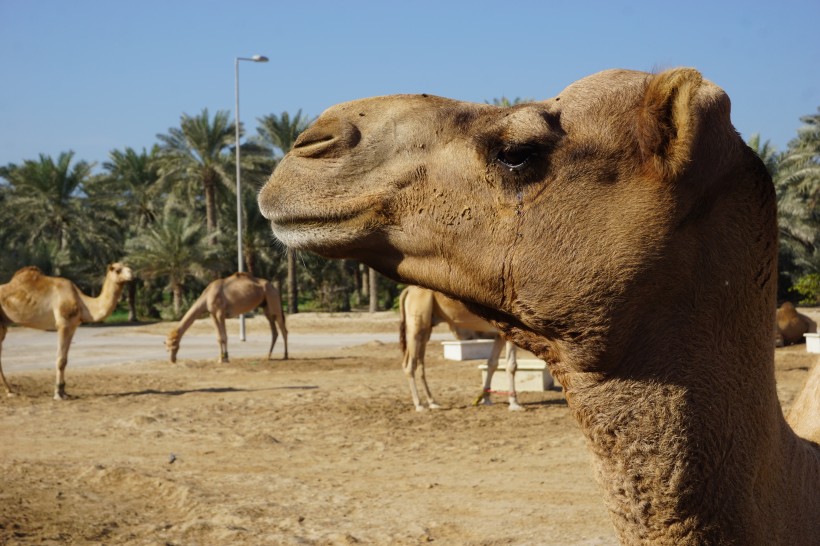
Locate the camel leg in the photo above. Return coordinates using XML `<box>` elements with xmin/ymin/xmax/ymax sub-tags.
<box><xmin>265</xmin><ymin>315</ymin><xmax>279</xmax><ymax>360</ymax></box>
<box><xmin>478</xmin><ymin>335</ymin><xmax>506</xmax><ymax>406</ymax></box>
<box><xmin>416</xmin><ymin>355</ymin><xmax>441</xmax><ymax>410</ymax></box>
<box><xmin>212</xmin><ymin>313</ymin><xmax>229</xmax><ymax>363</ymax></box>
<box><xmin>402</xmin><ymin>333</ymin><xmax>440</xmax><ymax>411</ymax></box>
<box><xmin>402</xmin><ymin>350</ymin><xmax>425</xmax><ymax>411</ymax></box>
<box><xmin>54</xmin><ymin>323</ymin><xmax>77</xmax><ymax>400</ymax></box>
<box><xmin>0</xmin><ymin>323</ymin><xmax>14</xmax><ymax>397</ymax></box>
<box><xmin>504</xmin><ymin>342</ymin><xmax>523</xmax><ymax>411</ymax></box>
<box><xmin>265</xmin><ymin>307</ymin><xmax>288</xmax><ymax>360</ymax></box>
<box><xmin>279</xmin><ymin>317</ymin><xmax>288</xmax><ymax>360</ymax></box>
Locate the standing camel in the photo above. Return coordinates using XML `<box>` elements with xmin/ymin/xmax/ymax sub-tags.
<box><xmin>399</xmin><ymin>285</ymin><xmax>521</xmax><ymax>411</ymax></box>
<box><xmin>166</xmin><ymin>272</ymin><xmax>287</xmax><ymax>363</ymax></box>
<box><xmin>259</xmin><ymin>68</ymin><xmax>820</xmax><ymax>544</ymax></box>
<box><xmin>0</xmin><ymin>263</ymin><xmax>134</xmax><ymax>399</ymax></box>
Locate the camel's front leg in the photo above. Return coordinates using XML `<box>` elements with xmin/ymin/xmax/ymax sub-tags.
<box><xmin>477</xmin><ymin>336</ymin><xmax>506</xmax><ymax>406</ymax></box>
<box><xmin>0</xmin><ymin>323</ymin><xmax>14</xmax><ymax>397</ymax></box>
<box><xmin>504</xmin><ymin>342</ymin><xmax>523</xmax><ymax>411</ymax></box>
<box><xmin>54</xmin><ymin>323</ymin><xmax>77</xmax><ymax>400</ymax></box>
<box><xmin>212</xmin><ymin>313</ymin><xmax>229</xmax><ymax>363</ymax></box>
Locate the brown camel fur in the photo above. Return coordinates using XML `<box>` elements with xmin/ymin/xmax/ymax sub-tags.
<box><xmin>399</xmin><ymin>285</ymin><xmax>521</xmax><ymax>411</ymax></box>
<box><xmin>0</xmin><ymin>263</ymin><xmax>134</xmax><ymax>399</ymax></box>
<box><xmin>775</xmin><ymin>301</ymin><xmax>817</xmax><ymax>346</ymax></box>
<box><xmin>166</xmin><ymin>272</ymin><xmax>287</xmax><ymax>363</ymax></box>
<box><xmin>259</xmin><ymin>68</ymin><xmax>820</xmax><ymax>544</ymax></box>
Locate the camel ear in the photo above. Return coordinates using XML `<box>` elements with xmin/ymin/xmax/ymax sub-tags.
<box><xmin>635</xmin><ymin>68</ymin><xmax>730</xmax><ymax>181</ymax></box>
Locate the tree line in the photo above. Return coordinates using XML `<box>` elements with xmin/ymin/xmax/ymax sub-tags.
<box><xmin>0</xmin><ymin>103</ymin><xmax>818</xmax><ymax>323</ymax></box>
<box><xmin>748</xmin><ymin>107</ymin><xmax>820</xmax><ymax>304</ymax></box>
<box><xmin>0</xmin><ymin>108</ymin><xmax>399</xmax><ymax>320</ymax></box>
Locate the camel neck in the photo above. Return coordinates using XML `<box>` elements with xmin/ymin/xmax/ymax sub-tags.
<box><xmin>561</xmin><ymin>351</ymin><xmax>811</xmax><ymax>545</ymax></box>
<box><xmin>78</xmin><ymin>277</ymin><xmax>123</xmax><ymax>323</ymax></box>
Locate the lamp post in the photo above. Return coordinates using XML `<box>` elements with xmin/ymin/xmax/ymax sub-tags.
<box><xmin>235</xmin><ymin>54</ymin><xmax>268</xmax><ymax>341</ymax></box>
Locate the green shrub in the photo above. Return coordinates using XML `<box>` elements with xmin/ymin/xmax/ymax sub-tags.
<box><xmin>791</xmin><ymin>273</ymin><xmax>820</xmax><ymax>305</ymax></box>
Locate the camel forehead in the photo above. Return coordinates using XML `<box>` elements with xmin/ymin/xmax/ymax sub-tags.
<box><xmin>557</xmin><ymin>69</ymin><xmax>649</xmax><ymax>99</ymax></box>
<box><xmin>315</xmin><ymin>93</ymin><xmax>556</xmax><ymax>144</ymax></box>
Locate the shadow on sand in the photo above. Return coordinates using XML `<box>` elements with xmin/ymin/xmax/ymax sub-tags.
<box><xmin>103</xmin><ymin>385</ymin><xmax>320</xmax><ymax>398</ymax></box>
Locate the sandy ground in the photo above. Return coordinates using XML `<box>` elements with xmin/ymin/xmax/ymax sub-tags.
<box><xmin>1</xmin><ymin>311</ymin><xmax>818</xmax><ymax>545</ymax></box>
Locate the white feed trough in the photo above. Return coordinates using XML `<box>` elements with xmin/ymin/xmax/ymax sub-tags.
<box><xmin>478</xmin><ymin>358</ymin><xmax>557</xmax><ymax>392</ymax></box>
<box><xmin>806</xmin><ymin>333</ymin><xmax>820</xmax><ymax>354</ymax></box>
<box><xmin>442</xmin><ymin>339</ymin><xmax>497</xmax><ymax>361</ymax></box>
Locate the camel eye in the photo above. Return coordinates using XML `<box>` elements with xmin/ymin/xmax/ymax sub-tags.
<box><xmin>496</xmin><ymin>146</ymin><xmax>533</xmax><ymax>170</ymax></box>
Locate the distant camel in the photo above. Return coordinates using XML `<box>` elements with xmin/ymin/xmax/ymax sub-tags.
<box><xmin>775</xmin><ymin>301</ymin><xmax>817</xmax><ymax>346</ymax></box>
<box><xmin>399</xmin><ymin>285</ymin><xmax>521</xmax><ymax>411</ymax></box>
<box><xmin>259</xmin><ymin>68</ymin><xmax>820</xmax><ymax>544</ymax></box>
<box><xmin>166</xmin><ymin>272</ymin><xmax>287</xmax><ymax>363</ymax></box>
<box><xmin>0</xmin><ymin>263</ymin><xmax>134</xmax><ymax>399</ymax></box>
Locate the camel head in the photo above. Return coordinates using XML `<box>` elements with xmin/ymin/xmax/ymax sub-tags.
<box><xmin>107</xmin><ymin>262</ymin><xmax>134</xmax><ymax>285</ymax></box>
<box><xmin>259</xmin><ymin>68</ymin><xmax>776</xmax><ymax>374</ymax></box>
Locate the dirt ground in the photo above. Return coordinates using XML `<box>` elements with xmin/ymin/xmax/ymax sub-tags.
<box><xmin>1</xmin><ymin>311</ymin><xmax>818</xmax><ymax>546</ymax></box>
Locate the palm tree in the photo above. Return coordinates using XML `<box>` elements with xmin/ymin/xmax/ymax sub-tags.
<box><xmin>97</xmin><ymin>146</ymin><xmax>163</xmax><ymax>232</ymax></box>
<box><xmin>747</xmin><ymin>133</ymin><xmax>781</xmax><ymax>178</ymax></box>
<box><xmin>124</xmin><ymin>203</ymin><xmax>218</xmax><ymax>317</ymax></box>
<box><xmin>775</xmin><ymin>108</ymin><xmax>820</xmax><ymax>299</ymax></box>
<box><xmin>487</xmin><ymin>97</ymin><xmax>535</xmax><ymax>107</ymax></box>
<box><xmin>0</xmin><ymin>152</ymin><xmax>119</xmax><ymax>280</ymax></box>
<box><xmin>156</xmin><ymin>109</ymin><xmax>236</xmax><ymax>242</ymax></box>
<box><xmin>256</xmin><ymin>110</ymin><xmax>314</xmax><ymax>313</ymax></box>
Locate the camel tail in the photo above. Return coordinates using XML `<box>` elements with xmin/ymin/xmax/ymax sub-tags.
<box><xmin>398</xmin><ymin>287</ymin><xmax>409</xmax><ymax>353</ymax></box>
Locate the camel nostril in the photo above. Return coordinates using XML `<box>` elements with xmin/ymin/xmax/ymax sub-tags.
<box><xmin>292</xmin><ymin>116</ymin><xmax>361</xmax><ymax>158</ymax></box>
<box><xmin>294</xmin><ymin>127</ymin><xmax>335</xmax><ymax>149</ymax></box>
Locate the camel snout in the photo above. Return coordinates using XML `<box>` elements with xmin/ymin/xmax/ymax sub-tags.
<box><xmin>291</xmin><ymin>116</ymin><xmax>361</xmax><ymax>159</ymax></box>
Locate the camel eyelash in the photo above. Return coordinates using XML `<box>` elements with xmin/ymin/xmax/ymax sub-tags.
<box><xmin>495</xmin><ymin>144</ymin><xmax>538</xmax><ymax>173</ymax></box>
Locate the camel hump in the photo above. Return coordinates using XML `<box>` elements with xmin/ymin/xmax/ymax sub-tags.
<box><xmin>11</xmin><ymin>266</ymin><xmax>45</xmax><ymax>280</ymax></box>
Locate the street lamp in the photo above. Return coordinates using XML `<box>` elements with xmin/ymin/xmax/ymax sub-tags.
<box><xmin>235</xmin><ymin>54</ymin><xmax>268</xmax><ymax>341</ymax></box>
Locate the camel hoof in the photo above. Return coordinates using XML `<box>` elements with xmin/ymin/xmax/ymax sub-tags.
<box><xmin>53</xmin><ymin>393</ymin><xmax>69</xmax><ymax>401</ymax></box>
<box><xmin>428</xmin><ymin>402</ymin><xmax>442</xmax><ymax>410</ymax></box>
<box><xmin>6</xmin><ymin>392</ymin><xmax>17</xmax><ymax>398</ymax></box>
<box><xmin>508</xmin><ymin>403</ymin><xmax>525</xmax><ymax>412</ymax></box>
<box><xmin>415</xmin><ymin>405</ymin><xmax>426</xmax><ymax>412</ymax></box>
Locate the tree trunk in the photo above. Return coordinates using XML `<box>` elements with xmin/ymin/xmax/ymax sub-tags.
<box><xmin>287</xmin><ymin>248</ymin><xmax>299</xmax><ymax>314</ymax></box>
<box><xmin>203</xmin><ymin>173</ymin><xmax>218</xmax><ymax>245</ymax></box>
<box><xmin>172</xmin><ymin>282</ymin><xmax>183</xmax><ymax>318</ymax></box>
<box><xmin>361</xmin><ymin>264</ymin><xmax>369</xmax><ymax>301</ymax></box>
<box><xmin>127</xmin><ymin>281</ymin><xmax>137</xmax><ymax>322</ymax></box>
<box><xmin>369</xmin><ymin>268</ymin><xmax>379</xmax><ymax>313</ymax></box>
<box><xmin>352</xmin><ymin>263</ymin><xmax>363</xmax><ymax>307</ymax></box>
<box><xmin>245</xmin><ymin>241</ymin><xmax>256</xmax><ymax>277</ymax></box>
<box><xmin>338</xmin><ymin>260</ymin><xmax>352</xmax><ymax>312</ymax></box>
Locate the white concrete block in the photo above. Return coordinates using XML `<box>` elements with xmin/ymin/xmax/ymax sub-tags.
<box><xmin>478</xmin><ymin>359</ymin><xmax>557</xmax><ymax>392</ymax></box>
<box><xmin>442</xmin><ymin>339</ymin><xmax>497</xmax><ymax>360</ymax></box>
<box><xmin>806</xmin><ymin>333</ymin><xmax>820</xmax><ymax>354</ymax></box>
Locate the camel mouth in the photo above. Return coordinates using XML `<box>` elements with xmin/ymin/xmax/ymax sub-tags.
<box><xmin>268</xmin><ymin>209</ymin><xmax>372</xmax><ymax>250</ymax></box>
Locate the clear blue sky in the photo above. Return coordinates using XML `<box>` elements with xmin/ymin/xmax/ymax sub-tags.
<box><xmin>1</xmin><ymin>0</ymin><xmax>818</xmax><ymax>171</ymax></box>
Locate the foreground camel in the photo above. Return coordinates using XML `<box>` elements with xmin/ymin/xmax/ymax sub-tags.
<box><xmin>166</xmin><ymin>272</ymin><xmax>287</xmax><ymax>363</ymax></box>
<box><xmin>775</xmin><ymin>301</ymin><xmax>817</xmax><ymax>346</ymax></box>
<box><xmin>0</xmin><ymin>263</ymin><xmax>134</xmax><ymax>399</ymax></box>
<box><xmin>259</xmin><ymin>68</ymin><xmax>820</xmax><ymax>544</ymax></box>
<box><xmin>399</xmin><ymin>285</ymin><xmax>522</xmax><ymax>411</ymax></box>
